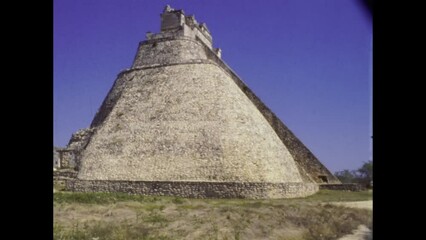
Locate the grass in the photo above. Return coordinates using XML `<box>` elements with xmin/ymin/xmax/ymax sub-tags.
<box><xmin>54</xmin><ymin>190</ymin><xmax>372</xmax><ymax>240</ymax></box>
<box><xmin>303</xmin><ymin>189</ymin><xmax>372</xmax><ymax>202</ymax></box>
<box><xmin>144</xmin><ymin>212</ymin><xmax>169</xmax><ymax>223</ymax></box>
<box><xmin>54</xmin><ymin>192</ymin><xmax>167</xmax><ymax>205</ymax></box>
<box><xmin>54</xmin><ymin>222</ymin><xmax>171</xmax><ymax>240</ymax></box>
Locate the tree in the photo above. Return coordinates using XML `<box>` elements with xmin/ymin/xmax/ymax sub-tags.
<box><xmin>334</xmin><ymin>170</ymin><xmax>357</xmax><ymax>184</ymax></box>
<box><xmin>334</xmin><ymin>160</ymin><xmax>373</xmax><ymax>188</ymax></box>
<box><xmin>357</xmin><ymin>160</ymin><xmax>373</xmax><ymax>188</ymax></box>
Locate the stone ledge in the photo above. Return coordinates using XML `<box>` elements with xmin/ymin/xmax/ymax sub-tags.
<box><xmin>119</xmin><ymin>59</ymin><xmax>214</xmax><ymax>77</ymax></box>
<box><xmin>54</xmin><ymin>170</ymin><xmax>78</xmax><ymax>179</ymax></box>
<box><xmin>66</xmin><ymin>180</ymin><xmax>319</xmax><ymax>199</ymax></box>
<box><xmin>319</xmin><ymin>183</ymin><xmax>366</xmax><ymax>191</ymax></box>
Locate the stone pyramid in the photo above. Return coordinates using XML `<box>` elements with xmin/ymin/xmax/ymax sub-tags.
<box><xmin>63</xmin><ymin>6</ymin><xmax>340</xmax><ymax>199</ymax></box>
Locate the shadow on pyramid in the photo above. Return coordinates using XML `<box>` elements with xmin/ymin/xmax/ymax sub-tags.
<box><xmin>55</xmin><ymin>5</ymin><xmax>340</xmax><ymax>199</ymax></box>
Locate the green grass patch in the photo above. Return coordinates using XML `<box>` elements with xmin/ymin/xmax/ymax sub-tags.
<box><xmin>171</xmin><ymin>197</ymin><xmax>185</xmax><ymax>204</ymax></box>
<box><xmin>143</xmin><ymin>212</ymin><xmax>169</xmax><ymax>223</ymax></box>
<box><xmin>54</xmin><ymin>222</ymin><xmax>171</xmax><ymax>240</ymax></box>
<box><xmin>142</xmin><ymin>203</ymin><xmax>166</xmax><ymax>211</ymax></box>
<box><xmin>177</xmin><ymin>204</ymin><xmax>205</xmax><ymax>210</ymax></box>
<box><xmin>303</xmin><ymin>190</ymin><xmax>372</xmax><ymax>202</ymax></box>
<box><xmin>54</xmin><ymin>192</ymin><xmax>169</xmax><ymax>204</ymax></box>
<box><xmin>240</xmin><ymin>201</ymin><xmax>264</xmax><ymax>208</ymax></box>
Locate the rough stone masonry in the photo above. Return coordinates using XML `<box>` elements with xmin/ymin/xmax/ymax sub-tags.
<box><xmin>55</xmin><ymin>5</ymin><xmax>341</xmax><ymax>199</ymax></box>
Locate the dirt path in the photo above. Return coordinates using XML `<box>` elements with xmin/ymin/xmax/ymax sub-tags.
<box><xmin>329</xmin><ymin>200</ymin><xmax>372</xmax><ymax>210</ymax></box>
<box><xmin>332</xmin><ymin>201</ymin><xmax>372</xmax><ymax>240</ymax></box>
<box><xmin>338</xmin><ymin>225</ymin><xmax>372</xmax><ymax>240</ymax></box>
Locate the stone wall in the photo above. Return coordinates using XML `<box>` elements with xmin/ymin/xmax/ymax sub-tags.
<box><xmin>66</xmin><ymin>180</ymin><xmax>318</xmax><ymax>199</ymax></box>
<box><xmin>131</xmin><ymin>37</ymin><xmax>208</xmax><ymax>68</ymax></box>
<box><xmin>54</xmin><ymin>169</ymin><xmax>78</xmax><ymax>180</ymax></box>
<box><xmin>319</xmin><ymin>183</ymin><xmax>366</xmax><ymax>191</ymax></box>
<box><xmin>160</xmin><ymin>8</ymin><xmax>185</xmax><ymax>31</ymax></box>
<box><xmin>56</xmin><ymin>149</ymin><xmax>76</xmax><ymax>169</ymax></box>
<box><xmin>53</xmin><ymin>147</ymin><xmax>61</xmax><ymax>168</ymax></box>
<box><xmin>53</xmin><ymin>129</ymin><xmax>95</xmax><ymax>171</ymax></box>
<box><xmin>67</xmin><ymin>128</ymin><xmax>95</xmax><ymax>150</ymax></box>
<box><xmin>159</xmin><ymin>6</ymin><xmax>213</xmax><ymax>49</ymax></box>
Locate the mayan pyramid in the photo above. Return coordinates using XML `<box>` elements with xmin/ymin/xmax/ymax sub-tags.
<box><xmin>60</xmin><ymin>6</ymin><xmax>340</xmax><ymax>199</ymax></box>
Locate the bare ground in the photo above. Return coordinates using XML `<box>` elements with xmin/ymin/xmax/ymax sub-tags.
<box><xmin>337</xmin><ymin>225</ymin><xmax>372</xmax><ymax>240</ymax></box>
<box><xmin>329</xmin><ymin>201</ymin><xmax>372</xmax><ymax>210</ymax></box>
<box><xmin>333</xmin><ymin>201</ymin><xmax>373</xmax><ymax>240</ymax></box>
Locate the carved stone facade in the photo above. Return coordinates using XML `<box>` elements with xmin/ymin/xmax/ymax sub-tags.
<box><xmin>54</xmin><ymin>128</ymin><xmax>94</xmax><ymax>171</ymax></box>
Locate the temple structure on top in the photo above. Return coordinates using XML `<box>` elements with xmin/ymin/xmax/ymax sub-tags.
<box><xmin>154</xmin><ymin>5</ymin><xmax>216</xmax><ymax>53</ymax></box>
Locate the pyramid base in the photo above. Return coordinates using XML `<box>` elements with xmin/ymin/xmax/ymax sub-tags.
<box><xmin>65</xmin><ymin>180</ymin><xmax>319</xmax><ymax>199</ymax></box>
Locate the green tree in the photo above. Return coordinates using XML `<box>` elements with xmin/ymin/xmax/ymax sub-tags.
<box><xmin>334</xmin><ymin>170</ymin><xmax>357</xmax><ymax>183</ymax></box>
<box><xmin>357</xmin><ymin>160</ymin><xmax>373</xmax><ymax>188</ymax></box>
<box><xmin>334</xmin><ymin>160</ymin><xmax>373</xmax><ymax>188</ymax></box>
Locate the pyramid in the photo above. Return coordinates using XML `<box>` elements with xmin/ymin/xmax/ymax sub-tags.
<box><xmin>62</xmin><ymin>6</ymin><xmax>340</xmax><ymax>199</ymax></box>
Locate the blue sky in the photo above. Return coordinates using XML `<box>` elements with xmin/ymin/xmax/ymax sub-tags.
<box><xmin>54</xmin><ymin>0</ymin><xmax>372</xmax><ymax>172</ymax></box>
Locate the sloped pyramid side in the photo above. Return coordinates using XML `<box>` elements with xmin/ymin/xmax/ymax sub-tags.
<box><xmin>223</xmin><ymin>65</ymin><xmax>341</xmax><ymax>184</ymax></box>
<box><xmin>78</xmin><ymin>62</ymin><xmax>304</xmax><ymax>183</ymax></box>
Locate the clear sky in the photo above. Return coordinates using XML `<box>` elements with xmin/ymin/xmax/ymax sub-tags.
<box><xmin>54</xmin><ymin>0</ymin><xmax>372</xmax><ymax>173</ymax></box>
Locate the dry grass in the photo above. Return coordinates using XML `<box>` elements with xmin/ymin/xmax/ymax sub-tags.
<box><xmin>54</xmin><ymin>190</ymin><xmax>372</xmax><ymax>240</ymax></box>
